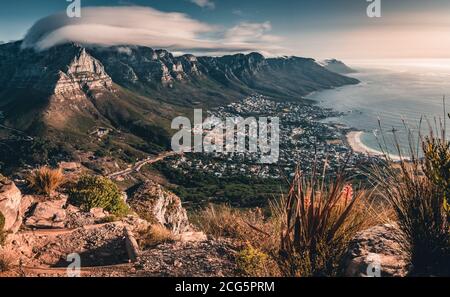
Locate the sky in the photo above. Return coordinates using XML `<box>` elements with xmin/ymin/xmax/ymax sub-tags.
<box><xmin>1</xmin><ymin>0</ymin><xmax>450</xmax><ymax>59</ymax></box>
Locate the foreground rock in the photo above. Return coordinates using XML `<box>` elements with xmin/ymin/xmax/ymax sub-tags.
<box><xmin>344</xmin><ymin>224</ymin><xmax>410</xmax><ymax>277</ymax></box>
<box><xmin>135</xmin><ymin>239</ymin><xmax>239</xmax><ymax>277</ymax></box>
<box><xmin>25</xmin><ymin>198</ymin><xmax>67</xmax><ymax>229</ymax></box>
<box><xmin>0</xmin><ymin>176</ymin><xmax>23</xmax><ymax>233</ymax></box>
<box><xmin>3</xmin><ymin>222</ymin><xmax>130</xmax><ymax>268</ymax></box>
<box><xmin>129</xmin><ymin>181</ymin><xmax>190</xmax><ymax>235</ymax></box>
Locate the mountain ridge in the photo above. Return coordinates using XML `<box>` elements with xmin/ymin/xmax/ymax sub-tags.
<box><xmin>0</xmin><ymin>41</ymin><xmax>359</xmax><ymax>170</ymax></box>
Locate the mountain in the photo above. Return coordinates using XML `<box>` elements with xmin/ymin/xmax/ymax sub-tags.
<box><xmin>0</xmin><ymin>41</ymin><xmax>359</xmax><ymax>169</ymax></box>
<box><xmin>319</xmin><ymin>59</ymin><xmax>357</xmax><ymax>74</ymax></box>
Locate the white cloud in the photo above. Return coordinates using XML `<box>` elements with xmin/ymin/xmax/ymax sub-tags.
<box><xmin>224</xmin><ymin>22</ymin><xmax>282</xmax><ymax>44</ymax></box>
<box><xmin>21</xmin><ymin>6</ymin><xmax>284</xmax><ymax>56</ymax></box>
<box><xmin>190</xmin><ymin>0</ymin><xmax>215</xmax><ymax>10</ymax></box>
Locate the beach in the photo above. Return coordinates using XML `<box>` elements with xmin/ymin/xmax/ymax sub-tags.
<box><xmin>346</xmin><ymin>131</ymin><xmax>406</xmax><ymax>161</ymax></box>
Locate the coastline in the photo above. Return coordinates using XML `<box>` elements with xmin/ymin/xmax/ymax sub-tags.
<box><xmin>346</xmin><ymin>131</ymin><xmax>406</xmax><ymax>162</ymax></box>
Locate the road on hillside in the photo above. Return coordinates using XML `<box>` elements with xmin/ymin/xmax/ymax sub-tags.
<box><xmin>108</xmin><ymin>151</ymin><xmax>181</xmax><ymax>179</ymax></box>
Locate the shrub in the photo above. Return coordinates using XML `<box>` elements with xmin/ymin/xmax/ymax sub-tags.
<box><xmin>27</xmin><ymin>166</ymin><xmax>64</xmax><ymax>196</ymax></box>
<box><xmin>277</xmin><ymin>166</ymin><xmax>372</xmax><ymax>277</ymax></box>
<box><xmin>69</xmin><ymin>175</ymin><xmax>129</xmax><ymax>217</ymax></box>
<box><xmin>372</xmin><ymin>117</ymin><xmax>450</xmax><ymax>276</ymax></box>
<box><xmin>138</xmin><ymin>224</ymin><xmax>174</xmax><ymax>249</ymax></box>
<box><xmin>236</xmin><ymin>243</ymin><xmax>278</xmax><ymax>277</ymax></box>
<box><xmin>422</xmin><ymin>121</ymin><xmax>450</xmax><ymax>215</ymax></box>
<box><xmin>0</xmin><ymin>250</ymin><xmax>13</xmax><ymax>272</ymax></box>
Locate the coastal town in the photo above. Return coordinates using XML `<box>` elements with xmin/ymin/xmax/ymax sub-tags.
<box><xmin>159</xmin><ymin>94</ymin><xmax>377</xmax><ymax>182</ymax></box>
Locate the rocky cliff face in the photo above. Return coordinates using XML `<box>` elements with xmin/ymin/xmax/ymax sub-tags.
<box><xmin>0</xmin><ymin>42</ymin><xmax>112</xmax><ymax>94</ymax></box>
<box><xmin>128</xmin><ymin>181</ymin><xmax>190</xmax><ymax>235</ymax></box>
<box><xmin>0</xmin><ymin>175</ymin><xmax>26</xmax><ymax>233</ymax></box>
<box><xmin>87</xmin><ymin>46</ymin><xmax>359</xmax><ymax>99</ymax></box>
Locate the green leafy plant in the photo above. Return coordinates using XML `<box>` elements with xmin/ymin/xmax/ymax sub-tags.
<box><xmin>69</xmin><ymin>175</ymin><xmax>129</xmax><ymax>217</ymax></box>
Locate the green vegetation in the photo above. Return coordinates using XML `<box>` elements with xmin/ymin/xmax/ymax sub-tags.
<box><xmin>69</xmin><ymin>175</ymin><xmax>130</xmax><ymax>217</ymax></box>
<box><xmin>152</xmin><ymin>161</ymin><xmax>286</xmax><ymax>208</ymax></box>
<box><xmin>423</xmin><ymin>121</ymin><xmax>450</xmax><ymax>214</ymax></box>
<box><xmin>0</xmin><ymin>138</ymin><xmax>73</xmax><ymax>174</ymax></box>
<box><xmin>236</xmin><ymin>244</ymin><xmax>276</xmax><ymax>277</ymax></box>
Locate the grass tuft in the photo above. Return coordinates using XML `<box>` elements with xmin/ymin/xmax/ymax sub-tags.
<box><xmin>27</xmin><ymin>166</ymin><xmax>64</xmax><ymax>196</ymax></box>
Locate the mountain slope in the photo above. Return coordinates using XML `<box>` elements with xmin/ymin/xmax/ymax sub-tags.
<box><xmin>319</xmin><ymin>59</ymin><xmax>357</xmax><ymax>74</ymax></box>
<box><xmin>0</xmin><ymin>41</ymin><xmax>359</xmax><ymax>169</ymax></box>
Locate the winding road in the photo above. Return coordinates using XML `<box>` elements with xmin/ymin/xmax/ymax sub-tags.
<box><xmin>108</xmin><ymin>151</ymin><xmax>181</xmax><ymax>178</ymax></box>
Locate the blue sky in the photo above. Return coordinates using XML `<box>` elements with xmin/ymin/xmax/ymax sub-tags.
<box><xmin>2</xmin><ymin>0</ymin><xmax>450</xmax><ymax>59</ymax></box>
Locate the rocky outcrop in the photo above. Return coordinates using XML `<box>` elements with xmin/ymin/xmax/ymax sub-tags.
<box><xmin>344</xmin><ymin>224</ymin><xmax>410</xmax><ymax>277</ymax></box>
<box><xmin>129</xmin><ymin>181</ymin><xmax>190</xmax><ymax>235</ymax></box>
<box><xmin>0</xmin><ymin>176</ymin><xmax>23</xmax><ymax>233</ymax></box>
<box><xmin>135</xmin><ymin>239</ymin><xmax>239</xmax><ymax>277</ymax></box>
<box><xmin>25</xmin><ymin>198</ymin><xmax>67</xmax><ymax>229</ymax></box>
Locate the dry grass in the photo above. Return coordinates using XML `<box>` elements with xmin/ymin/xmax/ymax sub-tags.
<box><xmin>192</xmin><ymin>204</ymin><xmax>282</xmax><ymax>276</ymax></box>
<box><xmin>27</xmin><ymin>166</ymin><xmax>64</xmax><ymax>196</ymax></box>
<box><xmin>371</xmin><ymin>117</ymin><xmax>450</xmax><ymax>276</ymax></box>
<box><xmin>0</xmin><ymin>250</ymin><xmax>13</xmax><ymax>272</ymax></box>
<box><xmin>193</xmin><ymin>175</ymin><xmax>380</xmax><ymax>277</ymax></box>
<box><xmin>138</xmin><ymin>224</ymin><xmax>175</xmax><ymax>249</ymax></box>
<box><xmin>192</xmin><ymin>204</ymin><xmax>281</xmax><ymax>253</ymax></box>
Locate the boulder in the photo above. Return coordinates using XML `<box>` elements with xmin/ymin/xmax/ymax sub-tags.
<box><xmin>178</xmin><ymin>231</ymin><xmax>208</xmax><ymax>243</ymax></box>
<box><xmin>0</xmin><ymin>176</ymin><xmax>23</xmax><ymax>233</ymax></box>
<box><xmin>129</xmin><ymin>181</ymin><xmax>190</xmax><ymax>235</ymax></box>
<box><xmin>25</xmin><ymin>198</ymin><xmax>67</xmax><ymax>229</ymax></box>
<box><xmin>90</xmin><ymin>207</ymin><xmax>109</xmax><ymax>219</ymax></box>
<box><xmin>344</xmin><ymin>224</ymin><xmax>410</xmax><ymax>277</ymax></box>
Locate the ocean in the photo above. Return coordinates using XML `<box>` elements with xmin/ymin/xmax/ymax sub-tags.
<box><xmin>306</xmin><ymin>59</ymin><xmax>450</xmax><ymax>157</ymax></box>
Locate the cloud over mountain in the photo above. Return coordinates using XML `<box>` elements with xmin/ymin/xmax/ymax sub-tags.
<box><xmin>21</xmin><ymin>6</ymin><xmax>283</xmax><ymax>56</ymax></box>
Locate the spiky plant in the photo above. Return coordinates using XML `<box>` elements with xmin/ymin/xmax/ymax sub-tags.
<box><xmin>278</xmin><ymin>164</ymin><xmax>372</xmax><ymax>277</ymax></box>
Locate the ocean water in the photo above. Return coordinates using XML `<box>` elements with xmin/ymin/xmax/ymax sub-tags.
<box><xmin>306</xmin><ymin>59</ymin><xmax>450</xmax><ymax>157</ymax></box>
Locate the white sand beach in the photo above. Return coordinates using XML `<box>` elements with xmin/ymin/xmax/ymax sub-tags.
<box><xmin>346</xmin><ymin>131</ymin><xmax>406</xmax><ymax>162</ymax></box>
